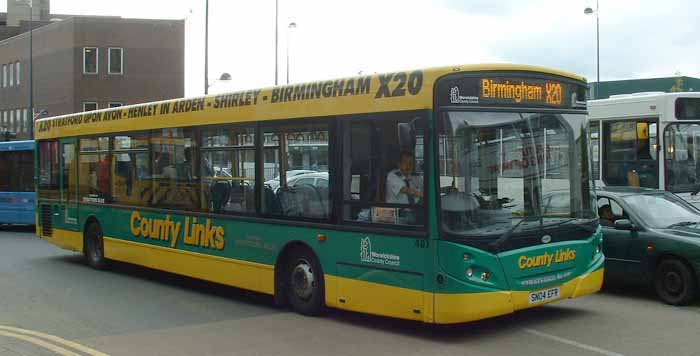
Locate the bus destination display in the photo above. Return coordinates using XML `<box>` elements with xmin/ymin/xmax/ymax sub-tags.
<box><xmin>437</xmin><ymin>75</ymin><xmax>583</xmax><ymax>108</ymax></box>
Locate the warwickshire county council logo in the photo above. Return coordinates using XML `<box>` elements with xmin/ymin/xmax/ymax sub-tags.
<box><xmin>449</xmin><ymin>86</ymin><xmax>479</xmax><ymax>104</ymax></box>
<box><xmin>360</xmin><ymin>237</ymin><xmax>400</xmax><ymax>266</ymax></box>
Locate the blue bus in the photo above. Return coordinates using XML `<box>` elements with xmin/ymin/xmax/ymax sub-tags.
<box><xmin>0</xmin><ymin>140</ymin><xmax>35</xmax><ymax>225</ymax></box>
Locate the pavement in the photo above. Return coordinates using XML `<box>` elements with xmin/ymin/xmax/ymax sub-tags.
<box><xmin>1</xmin><ymin>225</ymin><xmax>699</xmax><ymax>356</ymax></box>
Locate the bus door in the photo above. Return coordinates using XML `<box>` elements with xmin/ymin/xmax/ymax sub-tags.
<box><xmin>57</xmin><ymin>138</ymin><xmax>79</xmax><ymax>230</ymax></box>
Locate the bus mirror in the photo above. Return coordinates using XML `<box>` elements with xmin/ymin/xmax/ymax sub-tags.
<box><xmin>398</xmin><ymin>120</ymin><xmax>416</xmax><ymax>152</ymax></box>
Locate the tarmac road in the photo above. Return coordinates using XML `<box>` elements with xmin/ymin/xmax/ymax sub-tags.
<box><xmin>1</xmin><ymin>226</ymin><xmax>698</xmax><ymax>356</ymax></box>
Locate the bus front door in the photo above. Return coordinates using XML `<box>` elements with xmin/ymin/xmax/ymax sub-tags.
<box><xmin>57</xmin><ymin>138</ymin><xmax>79</xmax><ymax>231</ymax></box>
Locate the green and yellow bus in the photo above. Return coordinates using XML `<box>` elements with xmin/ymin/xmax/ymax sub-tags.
<box><xmin>35</xmin><ymin>64</ymin><xmax>603</xmax><ymax>324</ymax></box>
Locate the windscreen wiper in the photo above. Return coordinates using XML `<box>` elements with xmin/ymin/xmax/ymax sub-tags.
<box><xmin>667</xmin><ymin>221</ymin><xmax>700</xmax><ymax>228</ymax></box>
<box><xmin>489</xmin><ymin>217</ymin><xmax>536</xmax><ymax>252</ymax></box>
<box><xmin>543</xmin><ymin>217</ymin><xmax>600</xmax><ymax>233</ymax></box>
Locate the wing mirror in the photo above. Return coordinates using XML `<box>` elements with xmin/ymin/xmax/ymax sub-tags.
<box><xmin>614</xmin><ymin>219</ymin><xmax>637</xmax><ymax>231</ymax></box>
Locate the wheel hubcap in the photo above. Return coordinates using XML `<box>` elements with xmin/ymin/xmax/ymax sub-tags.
<box><xmin>292</xmin><ymin>260</ymin><xmax>315</xmax><ymax>301</ymax></box>
<box><xmin>664</xmin><ymin>271</ymin><xmax>683</xmax><ymax>295</ymax></box>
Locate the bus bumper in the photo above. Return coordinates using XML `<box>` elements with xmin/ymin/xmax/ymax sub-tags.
<box><xmin>433</xmin><ymin>266</ymin><xmax>604</xmax><ymax>324</ymax></box>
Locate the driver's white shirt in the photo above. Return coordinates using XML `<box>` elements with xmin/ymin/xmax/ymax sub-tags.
<box><xmin>385</xmin><ymin>169</ymin><xmax>423</xmax><ymax>204</ymax></box>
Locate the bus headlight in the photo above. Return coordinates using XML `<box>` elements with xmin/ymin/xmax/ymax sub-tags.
<box><xmin>466</xmin><ymin>268</ymin><xmax>474</xmax><ymax>278</ymax></box>
<box><xmin>595</xmin><ymin>244</ymin><xmax>601</xmax><ymax>254</ymax></box>
<box><xmin>481</xmin><ymin>271</ymin><xmax>490</xmax><ymax>281</ymax></box>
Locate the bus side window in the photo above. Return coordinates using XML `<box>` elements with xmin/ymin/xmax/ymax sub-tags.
<box><xmin>341</xmin><ymin>113</ymin><xmax>426</xmax><ymax>227</ymax></box>
<box><xmin>150</xmin><ymin>128</ymin><xmax>200</xmax><ymax>211</ymax></box>
<box><xmin>590</xmin><ymin>121</ymin><xmax>600</xmax><ymax>180</ymax></box>
<box><xmin>200</xmin><ymin>126</ymin><xmax>256</xmax><ymax>215</ymax></box>
<box><xmin>603</xmin><ymin>120</ymin><xmax>658</xmax><ymax>189</ymax></box>
<box><xmin>261</xmin><ymin>123</ymin><xmax>330</xmax><ymax>220</ymax></box>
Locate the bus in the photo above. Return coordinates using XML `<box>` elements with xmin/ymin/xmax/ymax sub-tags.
<box><xmin>34</xmin><ymin>64</ymin><xmax>603</xmax><ymax>324</ymax></box>
<box><xmin>588</xmin><ymin>92</ymin><xmax>700</xmax><ymax>206</ymax></box>
<box><xmin>0</xmin><ymin>140</ymin><xmax>35</xmax><ymax>225</ymax></box>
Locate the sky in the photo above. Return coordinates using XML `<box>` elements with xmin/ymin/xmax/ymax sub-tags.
<box><xmin>2</xmin><ymin>0</ymin><xmax>698</xmax><ymax>97</ymax></box>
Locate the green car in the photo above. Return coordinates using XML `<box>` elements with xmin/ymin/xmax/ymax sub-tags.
<box><xmin>597</xmin><ymin>186</ymin><xmax>700</xmax><ymax>305</ymax></box>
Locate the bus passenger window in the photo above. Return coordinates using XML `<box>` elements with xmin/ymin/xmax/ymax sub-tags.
<box><xmin>603</xmin><ymin>120</ymin><xmax>658</xmax><ymax>188</ymax></box>
<box><xmin>341</xmin><ymin>113</ymin><xmax>425</xmax><ymax>226</ymax></box>
<box><xmin>111</xmin><ymin>133</ymin><xmax>150</xmax><ymax>207</ymax></box>
<box><xmin>262</xmin><ymin>123</ymin><xmax>329</xmax><ymax>219</ymax></box>
<box><xmin>201</xmin><ymin>126</ymin><xmax>256</xmax><ymax>214</ymax></box>
<box><xmin>79</xmin><ymin>137</ymin><xmax>110</xmax><ymax>204</ymax></box>
<box><xmin>151</xmin><ymin>128</ymin><xmax>200</xmax><ymax>211</ymax></box>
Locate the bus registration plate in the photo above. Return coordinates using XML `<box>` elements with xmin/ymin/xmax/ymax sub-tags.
<box><xmin>528</xmin><ymin>287</ymin><xmax>560</xmax><ymax>304</ymax></box>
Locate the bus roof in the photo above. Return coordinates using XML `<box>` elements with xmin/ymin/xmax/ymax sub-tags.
<box><xmin>0</xmin><ymin>140</ymin><xmax>34</xmax><ymax>151</ymax></box>
<box><xmin>588</xmin><ymin>91</ymin><xmax>700</xmax><ymax>120</ymax></box>
<box><xmin>35</xmin><ymin>63</ymin><xmax>586</xmax><ymax>140</ymax></box>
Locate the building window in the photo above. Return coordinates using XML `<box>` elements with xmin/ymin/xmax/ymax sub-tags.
<box><xmin>2</xmin><ymin>64</ymin><xmax>6</xmax><ymax>87</ymax></box>
<box><xmin>8</xmin><ymin>63</ymin><xmax>13</xmax><ymax>86</ymax></box>
<box><xmin>15</xmin><ymin>62</ymin><xmax>20</xmax><ymax>86</ymax></box>
<box><xmin>16</xmin><ymin>110</ymin><xmax>21</xmax><ymax>134</ymax></box>
<box><xmin>108</xmin><ymin>48</ymin><xmax>123</xmax><ymax>75</ymax></box>
<box><xmin>83</xmin><ymin>47</ymin><xmax>98</xmax><ymax>74</ymax></box>
<box><xmin>83</xmin><ymin>102</ymin><xmax>98</xmax><ymax>112</ymax></box>
<box><xmin>108</xmin><ymin>102</ymin><xmax>123</xmax><ymax>108</ymax></box>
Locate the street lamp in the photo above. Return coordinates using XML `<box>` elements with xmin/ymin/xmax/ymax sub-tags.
<box><xmin>286</xmin><ymin>22</ymin><xmax>297</xmax><ymax>85</ymax></box>
<box><xmin>584</xmin><ymin>1</ymin><xmax>600</xmax><ymax>99</ymax></box>
<box><xmin>15</xmin><ymin>0</ymin><xmax>33</xmax><ymax>138</ymax></box>
<box><xmin>207</xmin><ymin>72</ymin><xmax>232</xmax><ymax>92</ymax></box>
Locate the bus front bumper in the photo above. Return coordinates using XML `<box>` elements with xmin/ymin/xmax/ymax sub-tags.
<box><xmin>433</xmin><ymin>267</ymin><xmax>604</xmax><ymax>324</ymax></box>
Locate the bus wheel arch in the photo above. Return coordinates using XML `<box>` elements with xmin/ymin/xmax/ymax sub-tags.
<box><xmin>83</xmin><ymin>217</ymin><xmax>108</xmax><ymax>270</ymax></box>
<box><xmin>274</xmin><ymin>241</ymin><xmax>326</xmax><ymax>316</ymax></box>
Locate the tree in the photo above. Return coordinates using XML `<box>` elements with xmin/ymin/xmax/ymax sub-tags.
<box><xmin>670</xmin><ymin>71</ymin><xmax>685</xmax><ymax>92</ymax></box>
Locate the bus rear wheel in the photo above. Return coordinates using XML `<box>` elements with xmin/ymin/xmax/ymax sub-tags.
<box><xmin>286</xmin><ymin>249</ymin><xmax>325</xmax><ymax>316</ymax></box>
<box><xmin>654</xmin><ymin>258</ymin><xmax>696</xmax><ymax>305</ymax></box>
<box><xmin>84</xmin><ymin>222</ymin><xmax>108</xmax><ymax>270</ymax></box>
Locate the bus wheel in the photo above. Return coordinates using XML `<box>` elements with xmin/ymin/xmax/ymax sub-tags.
<box><xmin>286</xmin><ymin>249</ymin><xmax>325</xmax><ymax>316</ymax></box>
<box><xmin>84</xmin><ymin>222</ymin><xmax>108</xmax><ymax>270</ymax></box>
<box><xmin>654</xmin><ymin>258</ymin><xmax>696</xmax><ymax>305</ymax></box>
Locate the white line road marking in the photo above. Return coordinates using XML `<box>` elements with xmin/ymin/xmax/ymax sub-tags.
<box><xmin>0</xmin><ymin>325</ymin><xmax>110</xmax><ymax>356</ymax></box>
<box><xmin>523</xmin><ymin>328</ymin><xmax>625</xmax><ymax>356</ymax></box>
<box><xmin>0</xmin><ymin>330</ymin><xmax>82</xmax><ymax>356</ymax></box>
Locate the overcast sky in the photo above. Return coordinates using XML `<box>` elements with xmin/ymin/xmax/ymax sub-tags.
<box><xmin>2</xmin><ymin>0</ymin><xmax>698</xmax><ymax>97</ymax></box>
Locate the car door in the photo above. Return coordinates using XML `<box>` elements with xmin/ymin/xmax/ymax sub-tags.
<box><xmin>599</xmin><ymin>196</ymin><xmax>639</xmax><ymax>282</ymax></box>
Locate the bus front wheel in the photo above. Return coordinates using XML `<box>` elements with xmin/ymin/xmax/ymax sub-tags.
<box><xmin>84</xmin><ymin>222</ymin><xmax>108</xmax><ymax>270</ymax></box>
<box><xmin>286</xmin><ymin>248</ymin><xmax>325</xmax><ymax>316</ymax></box>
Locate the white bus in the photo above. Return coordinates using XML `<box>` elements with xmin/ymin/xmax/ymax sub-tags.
<box><xmin>589</xmin><ymin>92</ymin><xmax>700</xmax><ymax>205</ymax></box>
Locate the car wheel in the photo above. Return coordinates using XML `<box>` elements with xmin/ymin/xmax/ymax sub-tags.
<box><xmin>654</xmin><ymin>258</ymin><xmax>697</xmax><ymax>305</ymax></box>
<box><xmin>84</xmin><ymin>222</ymin><xmax>108</xmax><ymax>270</ymax></box>
<box><xmin>286</xmin><ymin>248</ymin><xmax>325</xmax><ymax>316</ymax></box>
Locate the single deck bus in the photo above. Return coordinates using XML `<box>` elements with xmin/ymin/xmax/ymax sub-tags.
<box><xmin>588</xmin><ymin>92</ymin><xmax>700</xmax><ymax>207</ymax></box>
<box><xmin>35</xmin><ymin>64</ymin><xmax>603</xmax><ymax>323</ymax></box>
<box><xmin>0</xmin><ymin>140</ymin><xmax>35</xmax><ymax>225</ymax></box>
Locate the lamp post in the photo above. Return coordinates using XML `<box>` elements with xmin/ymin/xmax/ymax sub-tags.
<box><xmin>584</xmin><ymin>1</ymin><xmax>600</xmax><ymax>99</ymax></box>
<box><xmin>274</xmin><ymin>0</ymin><xmax>279</xmax><ymax>85</ymax></box>
<box><xmin>16</xmin><ymin>0</ymin><xmax>33</xmax><ymax>138</ymax></box>
<box><xmin>205</xmin><ymin>0</ymin><xmax>210</xmax><ymax>95</ymax></box>
<box><xmin>286</xmin><ymin>22</ymin><xmax>297</xmax><ymax>85</ymax></box>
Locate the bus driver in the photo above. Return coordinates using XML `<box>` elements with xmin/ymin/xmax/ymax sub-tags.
<box><xmin>386</xmin><ymin>151</ymin><xmax>424</xmax><ymax>204</ymax></box>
